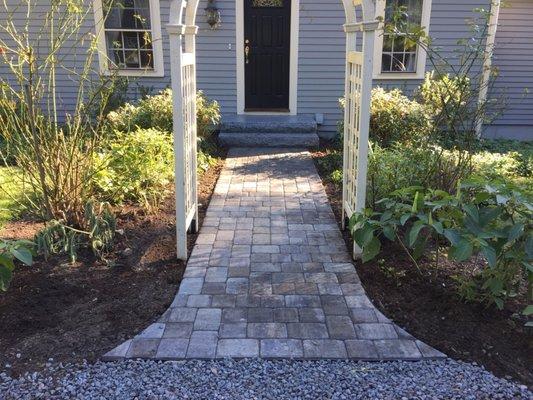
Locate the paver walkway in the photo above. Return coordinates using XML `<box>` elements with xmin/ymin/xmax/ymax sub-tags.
<box><xmin>104</xmin><ymin>148</ymin><xmax>445</xmax><ymax>361</ymax></box>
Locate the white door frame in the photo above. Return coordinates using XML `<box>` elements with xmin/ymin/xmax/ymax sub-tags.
<box><xmin>236</xmin><ymin>0</ymin><xmax>299</xmax><ymax>115</ymax></box>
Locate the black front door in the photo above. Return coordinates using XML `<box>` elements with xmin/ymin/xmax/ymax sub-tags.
<box><xmin>244</xmin><ymin>0</ymin><xmax>291</xmax><ymax>111</ymax></box>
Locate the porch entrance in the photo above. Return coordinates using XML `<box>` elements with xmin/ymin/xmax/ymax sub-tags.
<box><xmin>244</xmin><ymin>0</ymin><xmax>291</xmax><ymax>111</ymax></box>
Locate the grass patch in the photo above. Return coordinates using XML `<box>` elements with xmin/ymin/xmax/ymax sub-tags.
<box><xmin>0</xmin><ymin>166</ymin><xmax>22</xmax><ymax>226</ymax></box>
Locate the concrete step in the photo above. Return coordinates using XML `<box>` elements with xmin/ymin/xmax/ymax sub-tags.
<box><xmin>220</xmin><ymin>114</ymin><xmax>317</xmax><ymax>133</ymax></box>
<box><xmin>218</xmin><ymin>132</ymin><xmax>319</xmax><ymax>148</ymax></box>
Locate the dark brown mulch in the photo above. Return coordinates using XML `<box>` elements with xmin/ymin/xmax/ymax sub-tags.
<box><xmin>312</xmin><ymin>153</ymin><xmax>533</xmax><ymax>387</ymax></box>
<box><xmin>0</xmin><ymin>159</ymin><xmax>224</xmax><ymax>377</ymax></box>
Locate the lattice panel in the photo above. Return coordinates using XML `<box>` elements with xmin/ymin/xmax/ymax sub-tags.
<box><xmin>343</xmin><ymin>51</ymin><xmax>363</xmax><ymax>218</ymax></box>
<box><xmin>182</xmin><ymin>62</ymin><xmax>197</xmax><ymax>218</ymax></box>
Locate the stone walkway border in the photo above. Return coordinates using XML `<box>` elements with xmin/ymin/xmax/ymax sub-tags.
<box><xmin>103</xmin><ymin>148</ymin><xmax>445</xmax><ymax>361</ymax></box>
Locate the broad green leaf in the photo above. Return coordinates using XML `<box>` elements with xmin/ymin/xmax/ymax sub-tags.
<box><xmin>400</xmin><ymin>213</ymin><xmax>411</xmax><ymax>226</ymax></box>
<box><xmin>494</xmin><ymin>297</ymin><xmax>504</xmax><ymax>310</ymax></box>
<box><xmin>431</xmin><ymin>221</ymin><xmax>444</xmax><ymax>234</ymax></box>
<box><xmin>443</xmin><ymin>229</ymin><xmax>462</xmax><ymax>246</ymax></box>
<box><xmin>408</xmin><ymin>221</ymin><xmax>425</xmax><ymax>248</ymax></box>
<box><xmin>463</xmin><ymin>204</ymin><xmax>479</xmax><ymax>223</ymax></box>
<box><xmin>0</xmin><ymin>254</ymin><xmax>15</xmax><ymax>271</ymax></box>
<box><xmin>526</xmin><ymin>235</ymin><xmax>533</xmax><ymax>260</ymax></box>
<box><xmin>481</xmin><ymin>245</ymin><xmax>497</xmax><ymax>268</ymax></box>
<box><xmin>412</xmin><ymin>236</ymin><xmax>429</xmax><ymax>260</ymax></box>
<box><xmin>523</xmin><ymin>305</ymin><xmax>533</xmax><ymax>316</ymax></box>
<box><xmin>362</xmin><ymin>236</ymin><xmax>381</xmax><ymax>263</ymax></box>
<box><xmin>507</xmin><ymin>223</ymin><xmax>524</xmax><ymax>242</ymax></box>
<box><xmin>382</xmin><ymin>225</ymin><xmax>396</xmax><ymax>241</ymax></box>
<box><xmin>449</xmin><ymin>239</ymin><xmax>473</xmax><ymax>262</ymax></box>
<box><xmin>411</xmin><ymin>192</ymin><xmax>420</xmax><ymax>213</ymax></box>
<box><xmin>11</xmin><ymin>247</ymin><xmax>33</xmax><ymax>266</ymax></box>
<box><xmin>353</xmin><ymin>225</ymin><xmax>375</xmax><ymax>247</ymax></box>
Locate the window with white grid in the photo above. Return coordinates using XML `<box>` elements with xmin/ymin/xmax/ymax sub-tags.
<box><xmin>94</xmin><ymin>0</ymin><xmax>164</xmax><ymax>76</ymax></box>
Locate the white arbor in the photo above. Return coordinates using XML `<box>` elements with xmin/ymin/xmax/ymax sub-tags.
<box><xmin>168</xmin><ymin>0</ymin><xmax>377</xmax><ymax>260</ymax></box>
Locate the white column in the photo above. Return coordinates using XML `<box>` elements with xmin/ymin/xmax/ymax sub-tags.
<box><xmin>167</xmin><ymin>23</ymin><xmax>188</xmax><ymax>260</ymax></box>
<box><xmin>354</xmin><ymin>21</ymin><xmax>378</xmax><ymax>215</ymax></box>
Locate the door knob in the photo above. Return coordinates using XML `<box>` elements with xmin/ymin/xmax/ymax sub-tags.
<box><xmin>244</xmin><ymin>39</ymin><xmax>250</xmax><ymax>64</ymax></box>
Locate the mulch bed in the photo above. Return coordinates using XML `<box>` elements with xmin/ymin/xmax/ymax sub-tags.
<box><xmin>0</xmin><ymin>159</ymin><xmax>225</xmax><ymax>377</ymax></box>
<box><xmin>312</xmin><ymin>153</ymin><xmax>533</xmax><ymax>387</ymax></box>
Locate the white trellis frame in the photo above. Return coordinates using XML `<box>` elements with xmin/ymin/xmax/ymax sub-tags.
<box><xmin>168</xmin><ymin>0</ymin><xmax>201</xmax><ymax>260</ymax></box>
<box><xmin>168</xmin><ymin>0</ymin><xmax>376</xmax><ymax>260</ymax></box>
<box><xmin>341</xmin><ymin>0</ymin><xmax>378</xmax><ymax>258</ymax></box>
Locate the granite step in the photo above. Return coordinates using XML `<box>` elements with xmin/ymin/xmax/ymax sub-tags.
<box><xmin>218</xmin><ymin>132</ymin><xmax>319</xmax><ymax>148</ymax></box>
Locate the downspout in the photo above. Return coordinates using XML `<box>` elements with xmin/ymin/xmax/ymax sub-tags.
<box><xmin>476</xmin><ymin>0</ymin><xmax>501</xmax><ymax>137</ymax></box>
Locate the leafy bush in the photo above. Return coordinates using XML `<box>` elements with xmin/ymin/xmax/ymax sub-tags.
<box><xmin>370</xmin><ymin>87</ymin><xmax>432</xmax><ymax>147</ymax></box>
<box><xmin>0</xmin><ymin>239</ymin><xmax>33</xmax><ymax>291</ymax></box>
<box><xmin>93</xmin><ymin>128</ymin><xmax>174</xmax><ymax>206</ymax></box>
<box><xmin>367</xmin><ymin>144</ymin><xmax>472</xmax><ymax>207</ymax></box>
<box><xmin>35</xmin><ymin>201</ymin><xmax>115</xmax><ymax>263</ymax></box>
<box><xmin>106</xmin><ymin>89</ymin><xmax>220</xmax><ymax>138</ymax></box>
<box><xmin>350</xmin><ymin>184</ymin><xmax>532</xmax><ymax>312</ymax></box>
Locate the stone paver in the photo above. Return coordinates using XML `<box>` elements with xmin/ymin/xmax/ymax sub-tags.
<box><xmin>104</xmin><ymin>148</ymin><xmax>445</xmax><ymax>361</ymax></box>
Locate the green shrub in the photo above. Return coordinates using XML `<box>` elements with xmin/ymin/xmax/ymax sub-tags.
<box><xmin>350</xmin><ymin>184</ymin><xmax>532</xmax><ymax>312</ymax></box>
<box><xmin>367</xmin><ymin>144</ymin><xmax>471</xmax><ymax>207</ymax></box>
<box><xmin>93</xmin><ymin>128</ymin><xmax>174</xmax><ymax>206</ymax></box>
<box><xmin>107</xmin><ymin>88</ymin><xmax>174</xmax><ymax>133</ymax></box>
<box><xmin>106</xmin><ymin>89</ymin><xmax>221</xmax><ymax>138</ymax></box>
<box><xmin>370</xmin><ymin>87</ymin><xmax>432</xmax><ymax>147</ymax></box>
<box><xmin>196</xmin><ymin>91</ymin><xmax>221</xmax><ymax>138</ymax></box>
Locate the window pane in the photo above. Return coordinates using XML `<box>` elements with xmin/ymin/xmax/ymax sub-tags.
<box><xmin>383</xmin><ymin>35</ymin><xmax>393</xmax><ymax>52</ymax></box>
<box><xmin>252</xmin><ymin>0</ymin><xmax>283</xmax><ymax>7</ymax></box>
<box><xmin>381</xmin><ymin>54</ymin><xmax>392</xmax><ymax>73</ymax></box>
<box><xmin>124</xmin><ymin>50</ymin><xmax>140</xmax><ymax>68</ymax></box>
<box><xmin>108</xmin><ymin>49</ymin><xmax>125</xmax><ymax>68</ymax></box>
<box><xmin>122</xmin><ymin>32</ymin><xmax>138</xmax><ymax>49</ymax></box>
<box><xmin>105</xmin><ymin>31</ymin><xmax>123</xmax><ymax>49</ymax></box>
<box><xmin>140</xmin><ymin>50</ymin><xmax>154</xmax><ymax>68</ymax></box>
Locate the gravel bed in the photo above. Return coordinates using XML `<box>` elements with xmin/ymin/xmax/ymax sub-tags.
<box><xmin>1</xmin><ymin>359</ymin><xmax>530</xmax><ymax>399</ymax></box>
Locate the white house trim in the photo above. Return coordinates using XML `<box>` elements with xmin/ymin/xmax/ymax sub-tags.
<box><xmin>372</xmin><ymin>0</ymin><xmax>432</xmax><ymax>80</ymax></box>
<box><xmin>236</xmin><ymin>0</ymin><xmax>299</xmax><ymax>115</ymax></box>
<box><xmin>476</xmin><ymin>0</ymin><xmax>501</xmax><ymax>136</ymax></box>
<box><xmin>93</xmin><ymin>0</ymin><xmax>165</xmax><ymax>77</ymax></box>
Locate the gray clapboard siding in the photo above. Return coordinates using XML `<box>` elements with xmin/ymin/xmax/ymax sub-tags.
<box><xmin>485</xmin><ymin>0</ymin><xmax>533</xmax><ymax>140</ymax></box>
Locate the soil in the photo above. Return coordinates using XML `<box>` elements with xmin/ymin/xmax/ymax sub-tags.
<box><xmin>0</xmin><ymin>159</ymin><xmax>225</xmax><ymax>377</ymax></box>
<box><xmin>311</xmin><ymin>149</ymin><xmax>533</xmax><ymax>387</ymax></box>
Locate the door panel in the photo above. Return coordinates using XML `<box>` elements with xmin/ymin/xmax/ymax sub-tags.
<box><xmin>244</xmin><ymin>0</ymin><xmax>291</xmax><ymax>110</ymax></box>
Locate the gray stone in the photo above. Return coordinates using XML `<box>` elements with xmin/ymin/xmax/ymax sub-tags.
<box><xmin>374</xmin><ymin>340</ymin><xmax>422</xmax><ymax>359</ymax></box>
<box><xmin>260</xmin><ymin>339</ymin><xmax>304</xmax><ymax>358</ymax></box>
<box><xmin>287</xmin><ymin>323</ymin><xmax>328</xmax><ymax>339</ymax></box>
<box><xmin>247</xmin><ymin>323</ymin><xmax>288</xmax><ymax>338</ymax></box>
<box><xmin>354</xmin><ymin>324</ymin><xmax>398</xmax><ymax>340</ymax></box>
<box><xmin>345</xmin><ymin>340</ymin><xmax>380</xmax><ymax>359</ymax></box>
<box><xmin>169</xmin><ymin>308</ymin><xmax>198</xmax><ymax>323</ymax></box>
<box><xmin>303</xmin><ymin>340</ymin><xmax>347</xmax><ymax>359</ymax></box>
<box><xmin>219</xmin><ymin>323</ymin><xmax>247</xmax><ymax>339</ymax></box>
<box><xmin>186</xmin><ymin>331</ymin><xmax>218</xmax><ymax>358</ymax></box>
<box><xmin>194</xmin><ymin>309</ymin><xmax>222</xmax><ymax>331</ymax></box>
<box><xmin>163</xmin><ymin>323</ymin><xmax>193</xmax><ymax>339</ymax></box>
<box><xmin>298</xmin><ymin>308</ymin><xmax>325</xmax><ymax>323</ymax></box>
<box><xmin>285</xmin><ymin>295</ymin><xmax>321</xmax><ymax>308</ymax></box>
<box><xmin>126</xmin><ymin>339</ymin><xmax>159</xmax><ymax>358</ymax></box>
<box><xmin>217</xmin><ymin>339</ymin><xmax>259</xmax><ymax>358</ymax></box>
<box><xmin>273</xmin><ymin>308</ymin><xmax>299</xmax><ymax>322</ymax></box>
<box><xmin>156</xmin><ymin>339</ymin><xmax>189</xmax><ymax>359</ymax></box>
<box><xmin>326</xmin><ymin>316</ymin><xmax>357</xmax><ymax>339</ymax></box>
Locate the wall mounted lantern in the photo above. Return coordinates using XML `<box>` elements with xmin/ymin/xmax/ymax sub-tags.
<box><xmin>205</xmin><ymin>0</ymin><xmax>221</xmax><ymax>30</ymax></box>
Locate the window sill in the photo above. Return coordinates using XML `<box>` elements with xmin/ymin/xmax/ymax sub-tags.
<box><xmin>100</xmin><ymin>68</ymin><xmax>165</xmax><ymax>78</ymax></box>
<box><xmin>373</xmin><ymin>72</ymin><xmax>425</xmax><ymax>80</ymax></box>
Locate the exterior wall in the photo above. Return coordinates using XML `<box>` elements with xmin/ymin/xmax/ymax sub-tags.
<box><xmin>484</xmin><ymin>0</ymin><xmax>533</xmax><ymax>140</ymax></box>
<box><xmin>2</xmin><ymin>0</ymin><xmax>531</xmax><ymax>140</ymax></box>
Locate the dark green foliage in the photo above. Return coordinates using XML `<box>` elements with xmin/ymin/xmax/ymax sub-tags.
<box><xmin>349</xmin><ymin>184</ymin><xmax>532</xmax><ymax>313</ymax></box>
